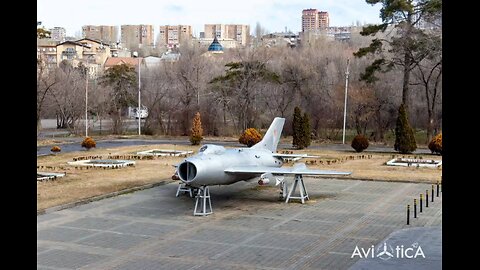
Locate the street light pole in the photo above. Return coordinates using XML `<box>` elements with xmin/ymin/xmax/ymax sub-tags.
<box><xmin>85</xmin><ymin>65</ymin><xmax>88</xmax><ymax>137</ymax></box>
<box><xmin>342</xmin><ymin>58</ymin><xmax>350</xmax><ymax>144</ymax></box>
<box><xmin>138</xmin><ymin>57</ymin><xmax>141</xmax><ymax>136</ymax></box>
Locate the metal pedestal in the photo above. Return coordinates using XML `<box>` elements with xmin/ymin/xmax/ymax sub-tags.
<box><xmin>176</xmin><ymin>182</ymin><xmax>196</xmax><ymax>197</ymax></box>
<box><xmin>285</xmin><ymin>174</ymin><xmax>309</xmax><ymax>204</ymax></box>
<box><xmin>194</xmin><ymin>186</ymin><xmax>213</xmax><ymax>216</ymax></box>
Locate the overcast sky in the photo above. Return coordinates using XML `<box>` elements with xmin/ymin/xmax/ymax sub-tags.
<box><xmin>37</xmin><ymin>0</ymin><xmax>383</xmax><ymax>37</ymax></box>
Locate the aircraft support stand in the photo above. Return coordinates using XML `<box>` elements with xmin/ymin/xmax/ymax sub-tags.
<box><xmin>279</xmin><ymin>181</ymin><xmax>288</xmax><ymax>200</ymax></box>
<box><xmin>194</xmin><ymin>186</ymin><xmax>213</xmax><ymax>216</ymax></box>
<box><xmin>176</xmin><ymin>182</ymin><xmax>197</xmax><ymax>198</ymax></box>
<box><xmin>285</xmin><ymin>174</ymin><xmax>309</xmax><ymax>204</ymax></box>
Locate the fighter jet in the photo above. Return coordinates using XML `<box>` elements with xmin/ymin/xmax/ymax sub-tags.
<box><xmin>175</xmin><ymin>117</ymin><xmax>351</xmax><ymax>216</ymax></box>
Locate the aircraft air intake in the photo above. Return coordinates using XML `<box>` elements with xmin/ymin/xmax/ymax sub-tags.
<box><xmin>178</xmin><ymin>161</ymin><xmax>197</xmax><ymax>182</ymax></box>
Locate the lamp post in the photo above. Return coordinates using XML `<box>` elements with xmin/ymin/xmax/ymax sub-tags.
<box><xmin>138</xmin><ymin>57</ymin><xmax>141</xmax><ymax>135</ymax></box>
<box><xmin>85</xmin><ymin>63</ymin><xmax>88</xmax><ymax>137</ymax></box>
<box><xmin>342</xmin><ymin>59</ymin><xmax>350</xmax><ymax>144</ymax></box>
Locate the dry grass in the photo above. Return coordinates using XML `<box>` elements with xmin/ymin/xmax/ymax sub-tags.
<box><xmin>37</xmin><ymin>143</ymin><xmax>442</xmax><ymax>212</ymax></box>
<box><xmin>37</xmin><ymin>144</ymin><xmax>197</xmax><ymax>211</ymax></box>
<box><xmin>295</xmin><ymin>149</ymin><xmax>442</xmax><ymax>183</ymax></box>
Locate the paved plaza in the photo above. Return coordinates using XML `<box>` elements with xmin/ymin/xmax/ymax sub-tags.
<box><xmin>37</xmin><ymin>178</ymin><xmax>442</xmax><ymax>269</ymax></box>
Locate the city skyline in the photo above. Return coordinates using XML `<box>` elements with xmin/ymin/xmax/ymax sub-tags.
<box><xmin>37</xmin><ymin>0</ymin><xmax>382</xmax><ymax>37</ymax></box>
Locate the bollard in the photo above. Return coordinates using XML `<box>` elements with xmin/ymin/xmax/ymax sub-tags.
<box><xmin>414</xmin><ymin>199</ymin><xmax>417</xmax><ymax>218</ymax></box>
<box><xmin>437</xmin><ymin>181</ymin><xmax>440</xmax><ymax>197</ymax></box>
<box><xmin>432</xmin><ymin>185</ymin><xmax>435</xmax><ymax>202</ymax></box>
<box><xmin>407</xmin><ymin>204</ymin><xmax>410</xmax><ymax>225</ymax></box>
<box><xmin>426</xmin><ymin>190</ymin><xmax>429</xmax><ymax>208</ymax></box>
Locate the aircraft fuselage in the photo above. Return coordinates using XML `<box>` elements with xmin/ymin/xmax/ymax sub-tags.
<box><xmin>177</xmin><ymin>145</ymin><xmax>283</xmax><ymax>187</ymax></box>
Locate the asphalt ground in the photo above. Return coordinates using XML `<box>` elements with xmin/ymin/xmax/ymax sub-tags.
<box><xmin>37</xmin><ymin>177</ymin><xmax>441</xmax><ymax>270</ymax></box>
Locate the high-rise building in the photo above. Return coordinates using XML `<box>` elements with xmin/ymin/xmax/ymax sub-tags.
<box><xmin>157</xmin><ymin>25</ymin><xmax>192</xmax><ymax>48</ymax></box>
<box><xmin>302</xmin><ymin>9</ymin><xmax>329</xmax><ymax>32</ymax></box>
<box><xmin>50</xmin><ymin>27</ymin><xmax>66</xmax><ymax>42</ymax></box>
<box><xmin>204</xmin><ymin>24</ymin><xmax>250</xmax><ymax>46</ymax></box>
<box><xmin>318</xmin><ymin>11</ymin><xmax>330</xmax><ymax>29</ymax></box>
<box><xmin>82</xmin><ymin>25</ymin><xmax>119</xmax><ymax>45</ymax></box>
<box><xmin>225</xmin><ymin>24</ymin><xmax>250</xmax><ymax>46</ymax></box>
<box><xmin>302</xmin><ymin>9</ymin><xmax>319</xmax><ymax>32</ymax></box>
<box><xmin>120</xmin><ymin>25</ymin><xmax>154</xmax><ymax>50</ymax></box>
<box><xmin>204</xmin><ymin>24</ymin><xmax>227</xmax><ymax>39</ymax></box>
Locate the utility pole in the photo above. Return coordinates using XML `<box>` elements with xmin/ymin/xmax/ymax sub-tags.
<box><xmin>138</xmin><ymin>57</ymin><xmax>141</xmax><ymax>135</ymax></box>
<box><xmin>85</xmin><ymin>65</ymin><xmax>88</xmax><ymax>137</ymax></box>
<box><xmin>342</xmin><ymin>59</ymin><xmax>350</xmax><ymax>144</ymax></box>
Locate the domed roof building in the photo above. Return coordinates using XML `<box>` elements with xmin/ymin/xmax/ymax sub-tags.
<box><xmin>207</xmin><ymin>36</ymin><xmax>224</xmax><ymax>53</ymax></box>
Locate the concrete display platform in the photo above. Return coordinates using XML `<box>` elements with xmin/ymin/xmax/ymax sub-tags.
<box><xmin>37</xmin><ymin>178</ymin><xmax>442</xmax><ymax>269</ymax></box>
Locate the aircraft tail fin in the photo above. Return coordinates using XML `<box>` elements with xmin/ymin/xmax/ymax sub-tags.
<box><xmin>251</xmin><ymin>117</ymin><xmax>285</xmax><ymax>152</ymax></box>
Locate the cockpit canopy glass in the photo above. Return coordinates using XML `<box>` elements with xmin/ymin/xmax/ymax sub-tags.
<box><xmin>198</xmin><ymin>144</ymin><xmax>226</xmax><ymax>155</ymax></box>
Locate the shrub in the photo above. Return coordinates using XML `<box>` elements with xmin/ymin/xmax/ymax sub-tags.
<box><xmin>190</xmin><ymin>112</ymin><xmax>203</xmax><ymax>145</ymax></box>
<box><xmin>428</xmin><ymin>133</ymin><xmax>442</xmax><ymax>155</ymax></box>
<box><xmin>81</xmin><ymin>137</ymin><xmax>96</xmax><ymax>150</ymax></box>
<box><xmin>394</xmin><ymin>104</ymin><xmax>417</xmax><ymax>154</ymax></box>
<box><xmin>351</xmin><ymin>135</ymin><xmax>369</xmax><ymax>152</ymax></box>
<box><xmin>239</xmin><ymin>128</ymin><xmax>263</xmax><ymax>147</ymax></box>
<box><xmin>50</xmin><ymin>145</ymin><xmax>61</xmax><ymax>153</ymax></box>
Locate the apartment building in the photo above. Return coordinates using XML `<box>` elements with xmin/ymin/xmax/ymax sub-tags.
<box><xmin>82</xmin><ymin>25</ymin><xmax>119</xmax><ymax>45</ymax></box>
<box><xmin>204</xmin><ymin>24</ymin><xmax>250</xmax><ymax>46</ymax></box>
<box><xmin>120</xmin><ymin>25</ymin><xmax>154</xmax><ymax>50</ymax></box>
<box><xmin>157</xmin><ymin>25</ymin><xmax>192</xmax><ymax>48</ymax></box>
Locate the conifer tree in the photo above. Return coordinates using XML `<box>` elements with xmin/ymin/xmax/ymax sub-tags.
<box><xmin>292</xmin><ymin>107</ymin><xmax>304</xmax><ymax>149</ymax></box>
<box><xmin>302</xmin><ymin>112</ymin><xmax>311</xmax><ymax>148</ymax></box>
<box><xmin>190</xmin><ymin>112</ymin><xmax>203</xmax><ymax>145</ymax></box>
<box><xmin>394</xmin><ymin>104</ymin><xmax>417</xmax><ymax>154</ymax></box>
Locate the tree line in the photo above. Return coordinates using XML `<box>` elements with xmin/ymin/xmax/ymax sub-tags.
<box><xmin>37</xmin><ymin>1</ymin><xmax>441</xmax><ymax>147</ymax></box>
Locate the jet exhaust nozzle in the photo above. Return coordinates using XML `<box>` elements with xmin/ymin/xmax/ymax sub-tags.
<box><xmin>178</xmin><ymin>161</ymin><xmax>197</xmax><ymax>182</ymax></box>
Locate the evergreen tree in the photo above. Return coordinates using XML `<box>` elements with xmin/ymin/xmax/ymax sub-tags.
<box><xmin>292</xmin><ymin>107</ymin><xmax>304</xmax><ymax>149</ymax></box>
<box><xmin>394</xmin><ymin>104</ymin><xmax>417</xmax><ymax>154</ymax></box>
<box><xmin>354</xmin><ymin>0</ymin><xmax>442</xmax><ymax>108</ymax></box>
<box><xmin>190</xmin><ymin>112</ymin><xmax>203</xmax><ymax>145</ymax></box>
<box><xmin>302</xmin><ymin>112</ymin><xmax>311</xmax><ymax>148</ymax></box>
<box><xmin>100</xmin><ymin>63</ymin><xmax>137</xmax><ymax>134</ymax></box>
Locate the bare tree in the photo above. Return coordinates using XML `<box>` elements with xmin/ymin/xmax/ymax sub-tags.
<box><xmin>36</xmin><ymin>60</ymin><xmax>57</xmax><ymax>131</ymax></box>
<box><xmin>173</xmin><ymin>44</ymin><xmax>208</xmax><ymax>135</ymax></box>
<box><xmin>411</xmin><ymin>51</ymin><xmax>442</xmax><ymax>142</ymax></box>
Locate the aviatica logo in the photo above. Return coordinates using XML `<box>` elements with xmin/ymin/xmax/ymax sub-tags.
<box><xmin>351</xmin><ymin>242</ymin><xmax>425</xmax><ymax>260</ymax></box>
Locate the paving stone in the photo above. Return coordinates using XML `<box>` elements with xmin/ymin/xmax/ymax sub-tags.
<box><xmin>38</xmin><ymin>227</ymin><xmax>96</xmax><ymax>242</ymax></box>
<box><xmin>112</xmin><ymin>258</ymin><xmax>197</xmax><ymax>270</ymax></box>
<box><xmin>76</xmin><ymin>232</ymin><xmax>150</xmax><ymax>250</ymax></box>
<box><xmin>37</xmin><ymin>249</ymin><xmax>108</xmax><ymax>269</ymax></box>
<box><xmin>146</xmin><ymin>239</ymin><xmax>232</xmax><ymax>259</ymax></box>
<box><xmin>112</xmin><ymin>222</ymin><xmax>179</xmax><ymax>237</ymax></box>
<box><xmin>61</xmin><ymin>217</ymin><xmax>130</xmax><ymax>230</ymax></box>
<box><xmin>215</xmin><ymin>245</ymin><xmax>298</xmax><ymax>268</ymax></box>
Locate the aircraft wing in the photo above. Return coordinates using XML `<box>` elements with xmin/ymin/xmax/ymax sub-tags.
<box><xmin>224</xmin><ymin>163</ymin><xmax>351</xmax><ymax>176</ymax></box>
<box><xmin>272</xmin><ymin>153</ymin><xmax>319</xmax><ymax>161</ymax></box>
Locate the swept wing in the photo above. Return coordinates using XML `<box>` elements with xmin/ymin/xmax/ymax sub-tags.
<box><xmin>225</xmin><ymin>163</ymin><xmax>351</xmax><ymax>176</ymax></box>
